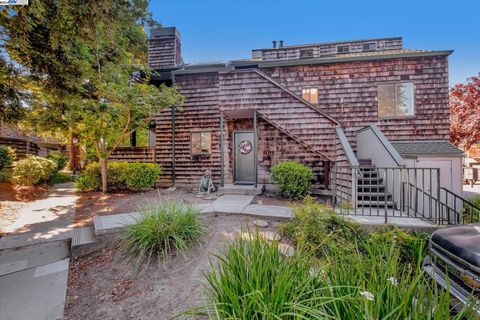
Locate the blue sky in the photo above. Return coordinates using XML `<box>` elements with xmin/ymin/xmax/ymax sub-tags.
<box><xmin>150</xmin><ymin>0</ymin><xmax>480</xmax><ymax>85</ymax></box>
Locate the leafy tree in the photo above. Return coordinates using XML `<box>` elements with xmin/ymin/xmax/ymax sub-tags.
<box><xmin>450</xmin><ymin>76</ymin><xmax>480</xmax><ymax>150</ymax></box>
<box><xmin>1</xmin><ymin>1</ymin><xmax>183</xmax><ymax>192</ymax></box>
<box><xmin>0</xmin><ymin>56</ymin><xmax>30</xmax><ymax>123</ymax></box>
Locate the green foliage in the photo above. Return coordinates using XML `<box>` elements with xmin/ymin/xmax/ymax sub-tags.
<box><xmin>74</xmin><ymin>163</ymin><xmax>101</xmax><ymax>192</ymax></box>
<box><xmin>12</xmin><ymin>155</ymin><xmax>57</xmax><ymax>186</ymax></box>
<box><xmin>281</xmin><ymin>196</ymin><xmax>368</xmax><ymax>257</ymax></box>
<box><xmin>120</xmin><ymin>200</ymin><xmax>206</xmax><ymax>269</ymax></box>
<box><xmin>197</xmin><ymin>231</ymin><xmax>472</xmax><ymax>320</ymax></box>
<box><xmin>47</xmin><ymin>152</ymin><xmax>67</xmax><ymax>171</ymax></box>
<box><xmin>75</xmin><ymin>161</ymin><xmax>161</xmax><ymax>192</ymax></box>
<box><xmin>1</xmin><ymin>1</ymin><xmax>183</xmax><ymax>192</ymax></box>
<box><xmin>122</xmin><ymin>163</ymin><xmax>161</xmax><ymax>191</ymax></box>
<box><xmin>0</xmin><ymin>145</ymin><xmax>15</xmax><ymax>182</ymax></box>
<box><xmin>462</xmin><ymin>196</ymin><xmax>480</xmax><ymax>223</ymax></box>
<box><xmin>271</xmin><ymin>161</ymin><xmax>314</xmax><ymax>200</ymax></box>
<box><xmin>48</xmin><ymin>171</ymin><xmax>71</xmax><ymax>185</ymax></box>
<box><xmin>200</xmin><ymin>231</ymin><xmax>319</xmax><ymax>319</ymax></box>
<box><xmin>369</xmin><ymin>227</ymin><xmax>429</xmax><ymax>265</ymax></box>
<box><xmin>283</xmin><ymin>197</ymin><xmax>428</xmax><ymax>263</ymax></box>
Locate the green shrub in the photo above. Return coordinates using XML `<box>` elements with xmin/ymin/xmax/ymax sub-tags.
<box><xmin>47</xmin><ymin>152</ymin><xmax>68</xmax><ymax>171</ymax></box>
<box><xmin>462</xmin><ymin>196</ymin><xmax>480</xmax><ymax>223</ymax></box>
<box><xmin>271</xmin><ymin>161</ymin><xmax>314</xmax><ymax>199</ymax></box>
<box><xmin>74</xmin><ymin>161</ymin><xmax>161</xmax><ymax>192</ymax></box>
<box><xmin>123</xmin><ymin>163</ymin><xmax>161</xmax><ymax>191</ymax></box>
<box><xmin>48</xmin><ymin>171</ymin><xmax>71</xmax><ymax>185</ymax></box>
<box><xmin>0</xmin><ymin>145</ymin><xmax>15</xmax><ymax>182</ymax></box>
<box><xmin>281</xmin><ymin>196</ymin><xmax>367</xmax><ymax>257</ymax></box>
<box><xmin>120</xmin><ymin>200</ymin><xmax>206</xmax><ymax>269</ymax></box>
<box><xmin>12</xmin><ymin>155</ymin><xmax>57</xmax><ymax>186</ymax></box>
<box><xmin>369</xmin><ymin>226</ymin><xmax>429</xmax><ymax>265</ymax></box>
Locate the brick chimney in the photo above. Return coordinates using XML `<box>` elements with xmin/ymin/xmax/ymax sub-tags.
<box><xmin>148</xmin><ymin>27</ymin><xmax>182</xmax><ymax>69</ymax></box>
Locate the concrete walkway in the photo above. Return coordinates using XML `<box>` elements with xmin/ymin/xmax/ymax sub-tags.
<box><xmin>92</xmin><ymin>194</ymin><xmax>437</xmax><ymax>237</ymax></box>
<box><xmin>0</xmin><ymin>182</ymin><xmax>77</xmax><ymax>320</ymax></box>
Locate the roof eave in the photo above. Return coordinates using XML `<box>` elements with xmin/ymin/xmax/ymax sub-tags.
<box><xmin>258</xmin><ymin>50</ymin><xmax>454</xmax><ymax>68</ymax></box>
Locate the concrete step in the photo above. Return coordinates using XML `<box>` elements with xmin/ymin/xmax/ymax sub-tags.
<box><xmin>93</xmin><ymin>212</ymin><xmax>141</xmax><ymax>236</ymax></box>
<box><xmin>71</xmin><ymin>226</ymin><xmax>97</xmax><ymax>257</ymax></box>
<box><xmin>218</xmin><ymin>184</ymin><xmax>264</xmax><ymax>195</ymax></box>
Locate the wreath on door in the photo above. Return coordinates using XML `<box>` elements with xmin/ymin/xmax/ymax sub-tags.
<box><xmin>239</xmin><ymin>140</ymin><xmax>253</xmax><ymax>155</ymax></box>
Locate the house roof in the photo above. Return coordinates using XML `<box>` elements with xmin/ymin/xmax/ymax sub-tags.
<box><xmin>391</xmin><ymin>141</ymin><xmax>463</xmax><ymax>157</ymax></box>
<box><xmin>252</xmin><ymin>37</ymin><xmax>403</xmax><ymax>51</ymax></box>
<box><xmin>258</xmin><ymin>49</ymin><xmax>453</xmax><ymax>68</ymax></box>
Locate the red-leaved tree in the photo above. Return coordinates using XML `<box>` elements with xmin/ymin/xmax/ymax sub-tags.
<box><xmin>450</xmin><ymin>76</ymin><xmax>480</xmax><ymax>150</ymax></box>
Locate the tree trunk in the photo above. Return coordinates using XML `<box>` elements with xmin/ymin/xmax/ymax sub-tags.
<box><xmin>69</xmin><ymin>132</ymin><xmax>80</xmax><ymax>172</ymax></box>
<box><xmin>100</xmin><ymin>157</ymin><xmax>108</xmax><ymax>193</ymax></box>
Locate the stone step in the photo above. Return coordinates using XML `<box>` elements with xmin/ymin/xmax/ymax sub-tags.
<box><xmin>218</xmin><ymin>184</ymin><xmax>265</xmax><ymax>195</ymax></box>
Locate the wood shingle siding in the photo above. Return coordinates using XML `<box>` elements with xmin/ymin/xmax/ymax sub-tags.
<box><xmin>154</xmin><ymin>72</ymin><xmax>221</xmax><ymax>187</ymax></box>
<box><xmin>218</xmin><ymin>69</ymin><xmax>339</xmax><ymax>160</ymax></box>
<box><xmin>108</xmin><ymin>147</ymin><xmax>156</xmax><ymax>163</ymax></box>
<box><xmin>261</xmin><ymin>56</ymin><xmax>450</xmax><ymax>143</ymax></box>
<box><xmin>254</xmin><ymin>37</ymin><xmax>403</xmax><ymax>62</ymax></box>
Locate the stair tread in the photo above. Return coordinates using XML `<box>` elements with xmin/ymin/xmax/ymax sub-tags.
<box><xmin>72</xmin><ymin>226</ymin><xmax>96</xmax><ymax>247</ymax></box>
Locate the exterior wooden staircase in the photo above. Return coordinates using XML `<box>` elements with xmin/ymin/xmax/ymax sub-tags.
<box><xmin>219</xmin><ymin>69</ymin><xmax>340</xmax><ymax>161</ymax></box>
<box><xmin>357</xmin><ymin>160</ymin><xmax>394</xmax><ymax>209</ymax></box>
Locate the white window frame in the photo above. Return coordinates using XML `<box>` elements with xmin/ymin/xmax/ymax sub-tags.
<box><xmin>302</xmin><ymin>87</ymin><xmax>318</xmax><ymax>104</ymax></box>
<box><xmin>377</xmin><ymin>82</ymin><xmax>415</xmax><ymax>118</ymax></box>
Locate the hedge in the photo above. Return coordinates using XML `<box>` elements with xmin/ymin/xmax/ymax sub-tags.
<box><xmin>75</xmin><ymin>161</ymin><xmax>161</xmax><ymax>192</ymax></box>
<box><xmin>271</xmin><ymin>161</ymin><xmax>314</xmax><ymax>200</ymax></box>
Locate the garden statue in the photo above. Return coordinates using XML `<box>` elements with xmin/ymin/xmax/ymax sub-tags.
<box><xmin>199</xmin><ymin>169</ymin><xmax>216</xmax><ymax>194</ymax></box>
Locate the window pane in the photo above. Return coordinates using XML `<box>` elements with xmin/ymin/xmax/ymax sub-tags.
<box><xmin>191</xmin><ymin>132</ymin><xmax>211</xmax><ymax>154</ymax></box>
<box><xmin>395</xmin><ymin>83</ymin><xmax>414</xmax><ymax>116</ymax></box>
<box><xmin>378</xmin><ymin>84</ymin><xmax>395</xmax><ymax>117</ymax></box>
<box><xmin>302</xmin><ymin>89</ymin><xmax>310</xmax><ymax>101</ymax></box>
<box><xmin>302</xmin><ymin>88</ymin><xmax>318</xmax><ymax>104</ymax></box>
<box><xmin>310</xmin><ymin>88</ymin><xmax>318</xmax><ymax>104</ymax></box>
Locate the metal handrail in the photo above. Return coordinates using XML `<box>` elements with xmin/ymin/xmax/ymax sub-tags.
<box><xmin>440</xmin><ymin>187</ymin><xmax>480</xmax><ymax>224</ymax></box>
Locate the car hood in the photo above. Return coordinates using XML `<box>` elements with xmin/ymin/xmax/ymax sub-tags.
<box><xmin>431</xmin><ymin>223</ymin><xmax>480</xmax><ymax>268</ymax></box>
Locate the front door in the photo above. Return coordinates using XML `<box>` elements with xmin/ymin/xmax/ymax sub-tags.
<box><xmin>234</xmin><ymin>131</ymin><xmax>255</xmax><ymax>184</ymax></box>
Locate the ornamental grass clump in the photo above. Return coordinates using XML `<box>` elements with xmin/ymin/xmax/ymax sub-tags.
<box><xmin>200</xmin><ymin>230</ymin><xmax>326</xmax><ymax>319</ymax></box>
<box><xmin>197</xmin><ymin>231</ymin><xmax>473</xmax><ymax>320</ymax></box>
<box><xmin>120</xmin><ymin>200</ymin><xmax>207</xmax><ymax>269</ymax></box>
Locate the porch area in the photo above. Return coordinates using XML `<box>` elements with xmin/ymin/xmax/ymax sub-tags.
<box><xmin>218</xmin><ymin>108</ymin><xmax>331</xmax><ymax>193</ymax></box>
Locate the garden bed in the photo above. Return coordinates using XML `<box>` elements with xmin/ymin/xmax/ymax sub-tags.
<box><xmin>74</xmin><ymin>188</ymin><xmax>211</xmax><ymax>227</ymax></box>
<box><xmin>64</xmin><ymin>213</ymin><xmax>283</xmax><ymax>319</ymax></box>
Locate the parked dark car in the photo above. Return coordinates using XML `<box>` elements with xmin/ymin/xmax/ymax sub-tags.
<box><xmin>424</xmin><ymin>224</ymin><xmax>480</xmax><ymax>312</ymax></box>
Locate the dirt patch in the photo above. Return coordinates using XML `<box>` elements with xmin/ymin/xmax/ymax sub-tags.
<box><xmin>0</xmin><ymin>182</ymin><xmax>48</xmax><ymax>202</ymax></box>
<box><xmin>75</xmin><ymin>188</ymin><xmax>211</xmax><ymax>227</ymax></box>
<box><xmin>64</xmin><ymin>213</ymin><xmax>284</xmax><ymax>320</ymax></box>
